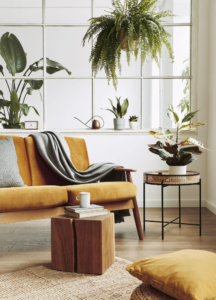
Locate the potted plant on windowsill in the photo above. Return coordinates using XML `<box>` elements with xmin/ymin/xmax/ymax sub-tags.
<box><xmin>82</xmin><ymin>0</ymin><xmax>174</xmax><ymax>90</ymax></box>
<box><xmin>148</xmin><ymin>104</ymin><xmax>209</xmax><ymax>175</ymax></box>
<box><xmin>0</xmin><ymin>32</ymin><xmax>71</xmax><ymax>129</ymax></box>
<box><xmin>129</xmin><ymin>115</ymin><xmax>138</xmax><ymax>130</ymax></box>
<box><xmin>102</xmin><ymin>97</ymin><xmax>129</xmax><ymax>130</ymax></box>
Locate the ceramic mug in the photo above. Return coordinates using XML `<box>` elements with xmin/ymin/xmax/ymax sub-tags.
<box><xmin>76</xmin><ymin>192</ymin><xmax>90</xmax><ymax>208</ymax></box>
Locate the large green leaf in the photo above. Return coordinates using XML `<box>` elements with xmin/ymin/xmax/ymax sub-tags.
<box><xmin>167</xmin><ymin>105</ymin><xmax>179</xmax><ymax>124</ymax></box>
<box><xmin>19</xmin><ymin>104</ymin><xmax>30</xmax><ymax>116</ymax></box>
<box><xmin>108</xmin><ymin>98</ymin><xmax>117</xmax><ymax>115</ymax></box>
<box><xmin>10</xmin><ymin>91</ymin><xmax>20</xmax><ymax>113</ymax></box>
<box><xmin>121</xmin><ymin>98</ymin><xmax>129</xmax><ymax>117</ymax></box>
<box><xmin>180</xmin><ymin>146</ymin><xmax>203</xmax><ymax>155</ymax></box>
<box><xmin>182</xmin><ymin>110</ymin><xmax>199</xmax><ymax>123</ymax></box>
<box><xmin>25</xmin><ymin>79</ymin><xmax>43</xmax><ymax>90</ymax></box>
<box><xmin>184</xmin><ymin>137</ymin><xmax>210</xmax><ymax>151</ymax></box>
<box><xmin>30</xmin><ymin>106</ymin><xmax>40</xmax><ymax>116</ymax></box>
<box><xmin>101</xmin><ymin>108</ymin><xmax>117</xmax><ymax>117</ymax></box>
<box><xmin>30</xmin><ymin>65</ymin><xmax>66</xmax><ymax>75</ymax></box>
<box><xmin>46</xmin><ymin>58</ymin><xmax>71</xmax><ymax>75</ymax></box>
<box><xmin>0</xmin><ymin>117</ymin><xmax>9</xmax><ymax>122</ymax></box>
<box><xmin>179</xmin><ymin>123</ymin><xmax>206</xmax><ymax>131</ymax></box>
<box><xmin>0</xmin><ymin>99</ymin><xmax>11</xmax><ymax>107</ymax></box>
<box><xmin>0</xmin><ymin>90</ymin><xmax>3</xmax><ymax>98</ymax></box>
<box><xmin>0</xmin><ymin>32</ymin><xmax>27</xmax><ymax>76</ymax></box>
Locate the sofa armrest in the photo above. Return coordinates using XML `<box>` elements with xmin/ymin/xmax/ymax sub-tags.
<box><xmin>113</xmin><ymin>168</ymin><xmax>137</xmax><ymax>172</ymax></box>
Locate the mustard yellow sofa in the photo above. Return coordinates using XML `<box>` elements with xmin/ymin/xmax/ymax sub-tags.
<box><xmin>0</xmin><ymin>135</ymin><xmax>143</xmax><ymax>240</ymax></box>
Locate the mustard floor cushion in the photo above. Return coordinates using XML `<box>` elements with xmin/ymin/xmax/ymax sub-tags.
<box><xmin>126</xmin><ymin>250</ymin><xmax>216</xmax><ymax>300</ymax></box>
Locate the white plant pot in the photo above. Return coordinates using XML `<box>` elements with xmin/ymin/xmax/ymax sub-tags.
<box><xmin>169</xmin><ymin>165</ymin><xmax>187</xmax><ymax>175</ymax></box>
<box><xmin>129</xmin><ymin>121</ymin><xmax>138</xmax><ymax>130</ymax></box>
<box><xmin>113</xmin><ymin>118</ymin><xmax>125</xmax><ymax>130</ymax></box>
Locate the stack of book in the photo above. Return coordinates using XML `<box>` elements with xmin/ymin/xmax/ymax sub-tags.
<box><xmin>64</xmin><ymin>205</ymin><xmax>108</xmax><ymax>218</ymax></box>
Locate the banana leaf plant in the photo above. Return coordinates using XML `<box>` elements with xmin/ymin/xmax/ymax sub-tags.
<box><xmin>101</xmin><ymin>96</ymin><xmax>129</xmax><ymax>118</ymax></box>
<box><xmin>0</xmin><ymin>32</ymin><xmax>71</xmax><ymax>129</ymax></box>
<box><xmin>148</xmin><ymin>104</ymin><xmax>209</xmax><ymax>166</ymax></box>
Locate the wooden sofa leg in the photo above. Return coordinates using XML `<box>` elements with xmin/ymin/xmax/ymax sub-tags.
<box><xmin>132</xmin><ymin>197</ymin><xmax>143</xmax><ymax>240</ymax></box>
<box><xmin>126</xmin><ymin>171</ymin><xmax>143</xmax><ymax>240</ymax></box>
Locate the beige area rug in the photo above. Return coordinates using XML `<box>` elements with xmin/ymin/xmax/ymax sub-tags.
<box><xmin>0</xmin><ymin>257</ymin><xmax>174</xmax><ymax>300</ymax></box>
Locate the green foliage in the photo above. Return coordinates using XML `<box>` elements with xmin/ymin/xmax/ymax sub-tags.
<box><xmin>177</xmin><ymin>59</ymin><xmax>190</xmax><ymax>114</ymax></box>
<box><xmin>0</xmin><ymin>32</ymin><xmax>71</xmax><ymax>128</ymax></box>
<box><xmin>148</xmin><ymin>102</ymin><xmax>208</xmax><ymax>166</ymax></box>
<box><xmin>129</xmin><ymin>115</ymin><xmax>138</xmax><ymax>122</ymax></box>
<box><xmin>83</xmin><ymin>0</ymin><xmax>174</xmax><ymax>90</ymax></box>
<box><xmin>102</xmin><ymin>96</ymin><xmax>129</xmax><ymax>118</ymax></box>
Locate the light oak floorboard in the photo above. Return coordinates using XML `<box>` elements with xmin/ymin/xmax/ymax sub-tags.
<box><xmin>0</xmin><ymin>208</ymin><xmax>215</xmax><ymax>274</ymax></box>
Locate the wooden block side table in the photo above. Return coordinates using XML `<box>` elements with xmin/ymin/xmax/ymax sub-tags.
<box><xmin>51</xmin><ymin>213</ymin><xmax>115</xmax><ymax>275</ymax></box>
<box><xmin>143</xmin><ymin>171</ymin><xmax>201</xmax><ymax>240</ymax></box>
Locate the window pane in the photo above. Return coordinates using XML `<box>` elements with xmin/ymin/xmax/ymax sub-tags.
<box><xmin>143</xmin><ymin>79</ymin><xmax>190</xmax><ymax>129</ymax></box>
<box><xmin>0</xmin><ymin>0</ymin><xmax>42</xmax><ymax>24</ymax></box>
<box><xmin>94</xmin><ymin>0</ymin><xmax>191</xmax><ymax>23</ymax></box>
<box><xmin>0</xmin><ymin>79</ymin><xmax>43</xmax><ymax>129</ymax></box>
<box><xmin>143</xmin><ymin>26</ymin><xmax>190</xmax><ymax>77</ymax></box>
<box><xmin>46</xmin><ymin>1</ymin><xmax>91</xmax><ymax>24</ymax></box>
<box><xmin>95</xmin><ymin>79</ymin><xmax>141</xmax><ymax>129</ymax></box>
<box><xmin>46</xmin><ymin>27</ymin><xmax>91</xmax><ymax>77</ymax></box>
<box><xmin>46</xmin><ymin>79</ymin><xmax>92</xmax><ymax>129</ymax></box>
<box><xmin>0</xmin><ymin>27</ymin><xmax>43</xmax><ymax>78</ymax></box>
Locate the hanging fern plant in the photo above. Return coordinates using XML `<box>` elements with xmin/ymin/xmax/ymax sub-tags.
<box><xmin>82</xmin><ymin>0</ymin><xmax>175</xmax><ymax>90</ymax></box>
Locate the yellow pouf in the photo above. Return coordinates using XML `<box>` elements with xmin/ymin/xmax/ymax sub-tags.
<box><xmin>130</xmin><ymin>283</ymin><xmax>175</xmax><ymax>300</ymax></box>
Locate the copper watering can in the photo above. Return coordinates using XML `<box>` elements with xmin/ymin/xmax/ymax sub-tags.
<box><xmin>74</xmin><ymin>116</ymin><xmax>104</xmax><ymax>129</ymax></box>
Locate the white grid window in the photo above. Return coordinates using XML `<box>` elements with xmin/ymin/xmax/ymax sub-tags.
<box><xmin>0</xmin><ymin>0</ymin><xmax>192</xmax><ymax>131</ymax></box>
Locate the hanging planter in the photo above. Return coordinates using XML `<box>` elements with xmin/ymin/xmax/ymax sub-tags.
<box><xmin>82</xmin><ymin>0</ymin><xmax>175</xmax><ymax>90</ymax></box>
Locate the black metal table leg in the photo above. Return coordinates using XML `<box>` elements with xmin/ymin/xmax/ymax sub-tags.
<box><xmin>199</xmin><ymin>179</ymin><xmax>202</xmax><ymax>236</ymax></box>
<box><xmin>179</xmin><ymin>185</ymin><xmax>181</xmax><ymax>228</ymax></box>
<box><xmin>143</xmin><ymin>182</ymin><xmax>145</xmax><ymax>232</ymax></box>
<box><xmin>162</xmin><ymin>181</ymin><xmax>164</xmax><ymax>240</ymax></box>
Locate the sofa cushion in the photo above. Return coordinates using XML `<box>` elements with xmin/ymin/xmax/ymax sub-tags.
<box><xmin>0</xmin><ymin>186</ymin><xmax>68</xmax><ymax>213</ymax></box>
<box><xmin>66</xmin><ymin>182</ymin><xmax>137</xmax><ymax>205</ymax></box>
<box><xmin>0</xmin><ymin>136</ymin><xmax>31</xmax><ymax>186</ymax></box>
<box><xmin>25</xmin><ymin>136</ymin><xmax>90</xmax><ymax>186</ymax></box>
<box><xmin>0</xmin><ymin>137</ymin><xmax>25</xmax><ymax>187</ymax></box>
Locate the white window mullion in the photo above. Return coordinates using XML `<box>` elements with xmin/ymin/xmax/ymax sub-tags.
<box><xmin>42</xmin><ymin>0</ymin><xmax>46</xmax><ymax>130</ymax></box>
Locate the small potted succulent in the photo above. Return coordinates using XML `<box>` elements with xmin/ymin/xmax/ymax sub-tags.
<box><xmin>102</xmin><ymin>97</ymin><xmax>129</xmax><ymax>130</ymax></box>
<box><xmin>148</xmin><ymin>104</ymin><xmax>208</xmax><ymax>175</ymax></box>
<box><xmin>129</xmin><ymin>115</ymin><xmax>138</xmax><ymax>130</ymax></box>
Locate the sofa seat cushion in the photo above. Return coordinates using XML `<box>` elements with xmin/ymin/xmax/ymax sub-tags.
<box><xmin>66</xmin><ymin>182</ymin><xmax>137</xmax><ymax>205</ymax></box>
<box><xmin>0</xmin><ymin>186</ymin><xmax>68</xmax><ymax>213</ymax></box>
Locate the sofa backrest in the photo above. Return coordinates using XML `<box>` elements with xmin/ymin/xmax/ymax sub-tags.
<box><xmin>25</xmin><ymin>136</ymin><xmax>90</xmax><ymax>186</ymax></box>
<box><xmin>0</xmin><ymin>136</ymin><xmax>32</xmax><ymax>186</ymax></box>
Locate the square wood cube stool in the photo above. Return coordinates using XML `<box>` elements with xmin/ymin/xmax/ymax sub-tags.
<box><xmin>51</xmin><ymin>213</ymin><xmax>115</xmax><ymax>275</ymax></box>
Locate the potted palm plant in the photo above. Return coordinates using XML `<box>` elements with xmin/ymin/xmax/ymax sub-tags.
<box><xmin>148</xmin><ymin>104</ymin><xmax>208</xmax><ymax>175</ymax></box>
<box><xmin>0</xmin><ymin>32</ymin><xmax>71</xmax><ymax>129</ymax></box>
<box><xmin>82</xmin><ymin>0</ymin><xmax>174</xmax><ymax>90</ymax></box>
<box><xmin>129</xmin><ymin>115</ymin><xmax>138</xmax><ymax>130</ymax></box>
<box><xmin>102</xmin><ymin>97</ymin><xmax>129</xmax><ymax>130</ymax></box>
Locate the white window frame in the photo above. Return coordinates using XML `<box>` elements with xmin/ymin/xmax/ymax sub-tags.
<box><xmin>0</xmin><ymin>0</ymin><xmax>197</xmax><ymax>134</ymax></box>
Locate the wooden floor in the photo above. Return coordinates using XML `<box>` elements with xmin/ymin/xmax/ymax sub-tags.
<box><xmin>0</xmin><ymin>207</ymin><xmax>216</xmax><ymax>275</ymax></box>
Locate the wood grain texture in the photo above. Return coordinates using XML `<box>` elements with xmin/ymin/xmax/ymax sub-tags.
<box><xmin>113</xmin><ymin>168</ymin><xmax>137</xmax><ymax>172</ymax></box>
<box><xmin>102</xmin><ymin>200</ymin><xmax>134</xmax><ymax>211</ymax></box>
<box><xmin>74</xmin><ymin>213</ymin><xmax>115</xmax><ymax>275</ymax></box>
<box><xmin>0</xmin><ymin>207</ymin><xmax>65</xmax><ymax>224</ymax></box>
<box><xmin>126</xmin><ymin>171</ymin><xmax>143</xmax><ymax>240</ymax></box>
<box><xmin>51</xmin><ymin>218</ymin><xmax>75</xmax><ymax>272</ymax></box>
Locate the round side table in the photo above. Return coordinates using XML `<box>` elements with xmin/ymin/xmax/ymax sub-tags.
<box><xmin>143</xmin><ymin>171</ymin><xmax>201</xmax><ymax>240</ymax></box>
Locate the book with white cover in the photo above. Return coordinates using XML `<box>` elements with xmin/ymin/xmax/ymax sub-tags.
<box><xmin>65</xmin><ymin>204</ymin><xmax>104</xmax><ymax>212</ymax></box>
<box><xmin>64</xmin><ymin>209</ymin><xmax>109</xmax><ymax>218</ymax></box>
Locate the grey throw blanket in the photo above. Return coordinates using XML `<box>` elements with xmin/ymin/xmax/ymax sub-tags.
<box><xmin>30</xmin><ymin>131</ymin><xmax>122</xmax><ymax>184</ymax></box>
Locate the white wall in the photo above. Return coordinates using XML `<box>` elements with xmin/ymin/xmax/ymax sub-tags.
<box><xmin>206</xmin><ymin>0</ymin><xmax>216</xmax><ymax>214</ymax></box>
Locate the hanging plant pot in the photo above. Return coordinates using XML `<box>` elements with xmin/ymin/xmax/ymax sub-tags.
<box><xmin>169</xmin><ymin>165</ymin><xmax>187</xmax><ymax>175</ymax></box>
<box><xmin>118</xmin><ymin>27</ymin><xmax>136</xmax><ymax>52</ymax></box>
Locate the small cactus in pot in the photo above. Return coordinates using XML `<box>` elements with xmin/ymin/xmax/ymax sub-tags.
<box><xmin>129</xmin><ymin>115</ymin><xmax>138</xmax><ymax>130</ymax></box>
<box><xmin>101</xmin><ymin>97</ymin><xmax>129</xmax><ymax>130</ymax></box>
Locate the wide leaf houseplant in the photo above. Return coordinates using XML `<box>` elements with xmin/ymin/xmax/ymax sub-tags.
<box><xmin>0</xmin><ymin>32</ymin><xmax>71</xmax><ymax>129</ymax></box>
<box><xmin>148</xmin><ymin>104</ymin><xmax>208</xmax><ymax>175</ymax></box>
<box><xmin>83</xmin><ymin>0</ymin><xmax>174</xmax><ymax>90</ymax></box>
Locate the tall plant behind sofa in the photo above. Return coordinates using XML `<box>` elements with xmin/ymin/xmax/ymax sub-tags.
<box><xmin>0</xmin><ymin>32</ymin><xmax>71</xmax><ymax>129</ymax></box>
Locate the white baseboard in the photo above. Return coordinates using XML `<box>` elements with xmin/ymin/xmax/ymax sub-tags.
<box><xmin>137</xmin><ymin>199</ymin><xmax>206</xmax><ymax>208</ymax></box>
<box><xmin>205</xmin><ymin>201</ymin><xmax>216</xmax><ymax>215</ymax></box>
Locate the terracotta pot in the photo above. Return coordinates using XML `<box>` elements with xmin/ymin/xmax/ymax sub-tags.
<box><xmin>118</xmin><ymin>27</ymin><xmax>136</xmax><ymax>51</ymax></box>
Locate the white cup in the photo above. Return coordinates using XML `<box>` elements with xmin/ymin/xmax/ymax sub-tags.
<box><xmin>76</xmin><ymin>192</ymin><xmax>90</xmax><ymax>208</ymax></box>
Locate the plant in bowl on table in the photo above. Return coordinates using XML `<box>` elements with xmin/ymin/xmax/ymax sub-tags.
<box><xmin>129</xmin><ymin>115</ymin><xmax>138</xmax><ymax>130</ymax></box>
<box><xmin>148</xmin><ymin>104</ymin><xmax>209</xmax><ymax>175</ymax></box>
<box><xmin>0</xmin><ymin>32</ymin><xmax>71</xmax><ymax>129</ymax></box>
<box><xmin>102</xmin><ymin>96</ymin><xmax>129</xmax><ymax>130</ymax></box>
